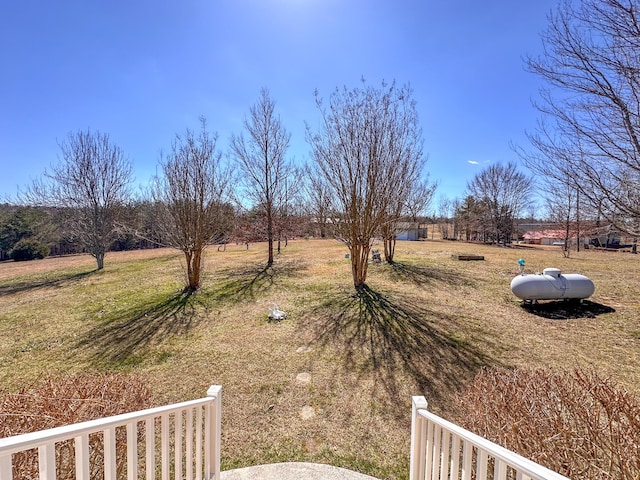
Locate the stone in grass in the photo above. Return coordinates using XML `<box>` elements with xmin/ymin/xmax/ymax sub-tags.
<box><xmin>300</xmin><ymin>405</ymin><xmax>315</xmax><ymax>420</ymax></box>
<box><xmin>296</xmin><ymin>372</ymin><xmax>311</xmax><ymax>384</ymax></box>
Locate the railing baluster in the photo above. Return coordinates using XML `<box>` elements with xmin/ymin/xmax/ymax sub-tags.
<box><xmin>161</xmin><ymin>413</ymin><xmax>170</xmax><ymax>480</ymax></box>
<box><xmin>204</xmin><ymin>397</ymin><xmax>211</xmax><ymax>477</ymax></box>
<box><xmin>186</xmin><ymin>407</ymin><xmax>193</xmax><ymax>480</ymax></box>
<box><xmin>195</xmin><ymin>405</ymin><xmax>202</xmax><ymax>480</ymax></box>
<box><xmin>440</xmin><ymin>430</ymin><xmax>450</xmax><ymax>480</ymax></box>
<box><xmin>461</xmin><ymin>440</ymin><xmax>472</xmax><ymax>480</ymax></box>
<box><xmin>75</xmin><ymin>435</ymin><xmax>90</xmax><ymax>480</ymax></box>
<box><xmin>175</xmin><ymin>410</ymin><xmax>183</xmax><ymax>480</ymax></box>
<box><xmin>450</xmin><ymin>435</ymin><xmax>460</xmax><ymax>480</ymax></box>
<box><xmin>104</xmin><ymin>427</ymin><xmax>117</xmax><ymax>480</ymax></box>
<box><xmin>432</xmin><ymin>424</ymin><xmax>442</xmax><ymax>480</ymax></box>
<box><xmin>0</xmin><ymin>453</ymin><xmax>13</xmax><ymax>480</ymax></box>
<box><xmin>127</xmin><ymin>422</ymin><xmax>137</xmax><ymax>480</ymax></box>
<box><xmin>38</xmin><ymin>443</ymin><xmax>56</xmax><ymax>480</ymax></box>
<box><xmin>477</xmin><ymin>449</ymin><xmax>488</xmax><ymax>479</ymax></box>
<box><xmin>146</xmin><ymin>418</ymin><xmax>155</xmax><ymax>480</ymax></box>
<box><xmin>494</xmin><ymin>458</ymin><xmax>508</xmax><ymax>480</ymax></box>
<box><xmin>425</xmin><ymin>419</ymin><xmax>434</xmax><ymax>479</ymax></box>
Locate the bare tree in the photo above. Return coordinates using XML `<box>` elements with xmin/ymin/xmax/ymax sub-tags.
<box><xmin>23</xmin><ymin>130</ymin><xmax>133</xmax><ymax>269</ymax></box>
<box><xmin>466</xmin><ymin>162</ymin><xmax>533</xmax><ymax>244</ymax></box>
<box><xmin>545</xmin><ymin>178</ymin><xmax>578</xmax><ymax>257</ymax></box>
<box><xmin>307</xmin><ymin>80</ymin><xmax>424</xmax><ymax>288</ymax></box>
<box><xmin>436</xmin><ymin>195</ymin><xmax>454</xmax><ymax>240</ymax></box>
<box><xmin>304</xmin><ymin>165</ymin><xmax>334</xmax><ymax>238</ymax></box>
<box><xmin>522</xmin><ymin>0</ymin><xmax>640</xmax><ymax>236</ymax></box>
<box><xmin>273</xmin><ymin>167</ymin><xmax>306</xmax><ymax>252</ymax></box>
<box><xmin>152</xmin><ymin>118</ymin><xmax>232</xmax><ymax>291</ymax></box>
<box><xmin>380</xmin><ymin>176</ymin><xmax>435</xmax><ymax>263</ymax></box>
<box><xmin>405</xmin><ymin>177</ymin><xmax>438</xmax><ymax>223</ymax></box>
<box><xmin>230</xmin><ymin>89</ymin><xmax>292</xmax><ymax>267</ymax></box>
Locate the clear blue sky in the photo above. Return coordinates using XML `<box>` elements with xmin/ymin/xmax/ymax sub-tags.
<box><xmin>0</xmin><ymin>0</ymin><xmax>557</xmax><ymax>204</ymax></box>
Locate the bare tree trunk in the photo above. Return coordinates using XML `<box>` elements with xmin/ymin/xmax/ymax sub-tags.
<box><xmin>351</xmin><ymin>243</ymin><xmax>370</xmax><ymax>288</ymax></box>
<box><xmin>95</xmin><ymin>251</ymin><xmax>105</xmax><ymax>270</ymax></box>
<box><xmin>185</xmin><ymin>250</ymin><xmax>202</xmax><ymax>291</ymax></box>
<box><xmin>563</xmin><ymin>213</ymin><xmax>571</xmax><ymax>258</ymax></box>
<box><xmin>576</xmin><ymin>189</ymin><xmax>580</xmax><ymax>253</ymax></box>
<box><xmin>266</xmin><ymin>167</ymin><xmax>274</xmax><ymax>267</ymax></box>
<box><xmin>184</xmin><ymin>251</ymin><xmax>194</xmax><ymax>290</ymax></box>
<box><xmin>267</xmin><ymin>239</ymin><xmax>274</xmax><ymax>263</ymax></box>
<box><xmin>384</xmin><ymin>236</ymin><xmax>396</xmax><ymax>263</ymax></box>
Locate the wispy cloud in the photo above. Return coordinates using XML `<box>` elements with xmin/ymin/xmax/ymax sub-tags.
<box><xmin>468</xmin><ymin>160</ymin><xmax>479</xmax><ymax>165</ymax></box>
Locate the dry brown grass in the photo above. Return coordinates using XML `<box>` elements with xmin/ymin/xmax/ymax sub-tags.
<box><xmin>0</xmin><ymin>239</ymin><xmax>639</xmax><ymax>479</ymax></box>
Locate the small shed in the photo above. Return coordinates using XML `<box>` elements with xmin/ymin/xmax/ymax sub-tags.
<box><xmin>396</xmin><ymin>222</ymin><xmax>420</xmax><ymax>241</ymax></box>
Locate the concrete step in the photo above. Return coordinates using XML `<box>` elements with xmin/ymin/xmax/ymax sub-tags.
<box><xmin>220</xmin><ymin>462</ymin><xmax>380</xmax><ymax>480</ymax></box>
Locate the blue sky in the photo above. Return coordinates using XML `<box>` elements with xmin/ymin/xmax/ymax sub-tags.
<box><xmin>0</xmin><ymin>0</ymin><xmax>557</xmax><ymax>205</ymax></box>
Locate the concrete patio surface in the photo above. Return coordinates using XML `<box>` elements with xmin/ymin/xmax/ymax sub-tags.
<box><xmin>220</xmin><ymin>462</ymin><xmax>380</xmax><ymax>480</ymax></box>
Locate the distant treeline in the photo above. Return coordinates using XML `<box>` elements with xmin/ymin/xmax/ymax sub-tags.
<box><xmin>0</xmin><ymin>202</ymin><xmax>316</xmax><ymax>262</ymax></box>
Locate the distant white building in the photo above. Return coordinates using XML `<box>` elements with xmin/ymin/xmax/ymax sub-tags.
<box><xmin>396</xmin><ymin>222</ymin><xmax>420</xmax><ymax>241</ymax></box>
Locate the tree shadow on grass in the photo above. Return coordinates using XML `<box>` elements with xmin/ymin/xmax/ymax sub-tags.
<box><xmin>299</xmin><ymin>284</ymin><xmax>501</xmax><ymax>407</ymax></box>
<box><xmin>521</xmin><ymin>300</ymin><xmax>615</xmax><ymax>320</ymax></box>
<box><xmin>77</xmin><ymin>290</ymin><xmax>203</xmax><ymax>366</ymax></box>
<box><xmin>384</xmin><ymin>261</ymin><xmax>475</xmax><ymax>287</ymax></box>
<box><xmin>205</xmin><ymin>258</ymin><xmax>307</xmax><ymax>305</ymax></box>
<box><xmin>0</xmin><ymin>270</ymin><xmax>96</xmax><ymax>296</ymax></box>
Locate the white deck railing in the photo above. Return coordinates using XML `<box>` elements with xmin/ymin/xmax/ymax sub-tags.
<box><xmin>0</xmin><ymin>385</ymin><xmax>222</xmax><ymax>480</ymax></box>
<box><xmin>410</xmin><ymin>396</ymin><xmax>570</xmax><ymax>480</ymax></box>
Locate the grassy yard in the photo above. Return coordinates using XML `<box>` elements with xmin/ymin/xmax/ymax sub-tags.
<box><xmin>0</xmin><ymin>239</ymin><xmax>638</xmax><ymax>479</ymax></box>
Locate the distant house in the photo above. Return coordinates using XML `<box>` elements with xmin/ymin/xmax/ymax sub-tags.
<box><xmin>522</xmin><ymin>229</ymin><xmax>568</xmax><ymax>245</ymax></box>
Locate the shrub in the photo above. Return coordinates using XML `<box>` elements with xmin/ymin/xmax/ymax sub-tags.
<box><xmin>454</xmin><ymin>368</ymin><xmax>640</xmax><ymax>479</ymax></box>
<box><xmin>10</xmin><ymin>238</ymin><xmax>49</xmax><ymax>261</ymax></box>
<box><xmin>0</xmin><ymin>373</ymin><xmax>153</xmax><ymax>479</ymax></box>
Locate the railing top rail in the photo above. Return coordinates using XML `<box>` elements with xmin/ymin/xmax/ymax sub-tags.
<box><xmin>0</xmin><ymin>396</ymin><xmax>214</xmax><ymax>456</ymax></box>
<box><xmin>416</xmin><ymin>408</ymin><xmax>569</xmax><ymax>480</ymax></box>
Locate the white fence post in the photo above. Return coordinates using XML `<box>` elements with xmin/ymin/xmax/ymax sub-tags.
<box><xmin>206</xmin><ymin>385</ymin><xmax>222</xmax><ymax>480</ymax></box>
<box><xmin>410</xmin><ymin>395</ymin><xmax>429</xmax><ymax>480</ymax></box>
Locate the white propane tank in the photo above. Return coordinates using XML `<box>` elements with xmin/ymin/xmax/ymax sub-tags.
<box><xmin>510</xmin><ymin>267</ymin><xmax>595</xmax><ymax>301</ymax></box>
